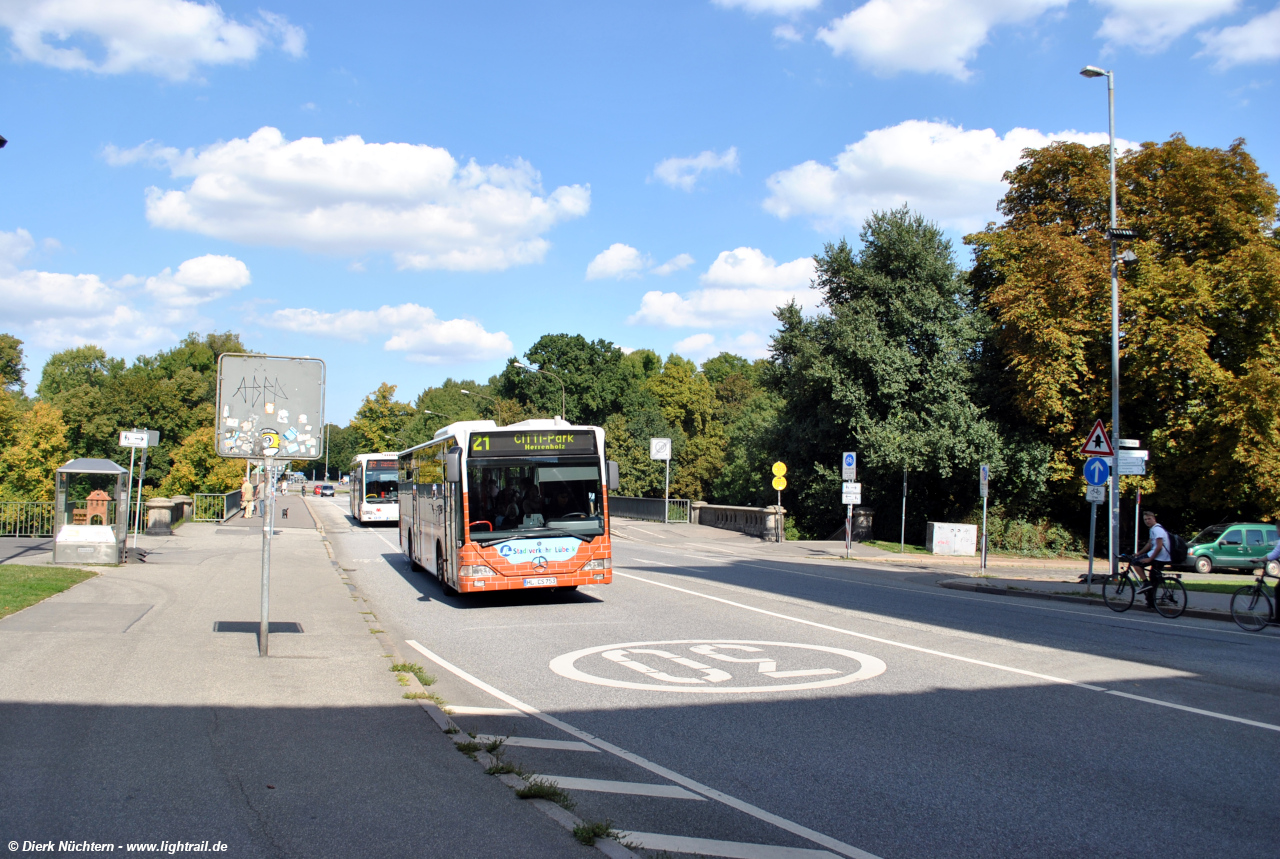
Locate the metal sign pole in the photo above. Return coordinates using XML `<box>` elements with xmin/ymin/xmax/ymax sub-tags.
<box><xmin>900</xmin><ymin>468</ymin><xmax>907</xmax><ymax>553</ymax></box>
<box><xmin>1134</xmin><ymin>487</ymin><xmax>1141</xmax><ymax>554</ymax></box>
<box><xmin>664</xmin><ymin>458</ymin><xmax>670</xmax><ymax>524</ymax></box>
<box><xmin>260</xmin><ymin>455</ymin><xmax>275</xmax><ymax>657</ymax></box>
<box><xmin>124</xmin><ymin>446</ymin><xmax>136</xmax><ymax>555</ymax></box>
<box><xmin>132</xmin><ymin>434</ymin><xmax>148</xmax><ymax>549</ymax></box>
<box><xmin>982</xmin><ymin>495</ymin><xmax>988</xmax><ymax>570</ymax></box>
<box><xmin>845</xmin><ymin>504</ymin><xmax>852</xmax><ymax>559</ymax></box>
<box><xmin>1086</xmin><ymin>501</ymin><xmax>1098</xmax><ymax>592</ymax></box>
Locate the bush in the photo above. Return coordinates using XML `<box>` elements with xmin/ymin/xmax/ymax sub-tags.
<box><xmin>969</xmin><ymin>507</ymin><xmax>1083</xmax><ymax>558</ymax></box>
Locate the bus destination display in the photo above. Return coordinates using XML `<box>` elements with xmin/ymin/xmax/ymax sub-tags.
<box><xmin>470</xmin><ymin>430</ymin><xmax>597</xmax><ymax>457</ymax></box>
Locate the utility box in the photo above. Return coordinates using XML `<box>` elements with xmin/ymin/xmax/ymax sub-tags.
<box><xmin>927</xmin><ymin>522</ymin><xmax>977</xmax><ymax>556</ymax></box>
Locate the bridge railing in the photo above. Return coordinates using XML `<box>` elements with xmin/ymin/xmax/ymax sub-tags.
<box><xmin>608</xmin><ymin>496</ymin><xmax>689</xmax><ymax>524</ymax></box>
<box><xmin>193</xmin><ymin>490</ymin><xmax>242</xmax><ymax>522</ymax></box>
<box><xmin>0</xmin><ymin>502</ymin><xmax>56</xmax><ymax>537</ymax></box>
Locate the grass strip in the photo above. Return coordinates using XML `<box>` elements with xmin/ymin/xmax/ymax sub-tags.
<box><xmin>572</xmin><ymin>819</ymin><xmax>618</xmax><ymax>846</ymax></box>
<box><xmin>0</xmin><ymin>564</ymin><xmax>96</xmax><ymax>619</ymax></box>
<box><xmin>390</xmin><ymin>661</ymin><xmax>437</xmax><ymax>686</ymax></box>
<box><xmin>515</xmin><ymin>776</ymin><xmax>575</xmax><ymax>810</ymax></box>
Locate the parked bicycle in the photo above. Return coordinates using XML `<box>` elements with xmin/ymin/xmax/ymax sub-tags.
<box><xmin>1102</xmin><ymin>554</ymin><xmax>1188</xmax><ymax>618</ymax></box>
<box><xmin>1230</xmin><ymin>561</ymin><xmax>1279</xmax><ymax>632</ymax></box>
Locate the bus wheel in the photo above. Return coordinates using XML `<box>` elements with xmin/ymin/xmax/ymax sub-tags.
<box><xmin>436</xmin><ymin>546</ymin><xmax>456</xmax><ymax>596</ymax></box>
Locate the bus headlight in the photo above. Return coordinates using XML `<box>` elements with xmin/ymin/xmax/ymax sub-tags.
<box><xmin>582</xmin><ymin>558</ymin><xmax>611</xmax><ymax>571</ymax></box>
<box><xmin>459</xmin><ymin>565</ymin><xmax>495</xmax><ymax>577</ymax></box>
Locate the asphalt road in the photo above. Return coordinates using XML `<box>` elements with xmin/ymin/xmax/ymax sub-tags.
<box><xmin>313</xmin><ymin>498</ymin><xmax>1280</xmax><ymax>859</ymax></box>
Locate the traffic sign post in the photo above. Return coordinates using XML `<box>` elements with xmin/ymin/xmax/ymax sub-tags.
<box><xmin>650</xmin><ymin>438</ymin><xmax>672</xmax><ymax>523</ymax></box>
<box><xmin>979</xmin><ymin>464</ymin><xmax>990</xmax><ymax>569</ymax></box>
<box><xmin>841</xmin><ymin>481</ymin><xmax>861</xmax><ymax>559</ymax></box>
<box><xmin>772</xmin><ymin>462</ymin><xmax>787</xmax><ymax>543</ymax></box>
<box><xmin>1081</xmin><ymin>458</ymin><xmax>1111</xmax><ymax>591</ymax></box>
<box><xmin>842</xmin><ymin>452</ymin><xmax>857</xmax><ymax>481</ymax></box>
<box><xmin>216</xmin><ymin>354</ymin><xmax>326</xmax><ymax>658</ymax></box>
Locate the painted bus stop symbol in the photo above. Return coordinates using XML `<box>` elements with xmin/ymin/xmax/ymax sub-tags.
<box><xmin>549</xmin><ymin>640</ymin><xmax>886</xmax><ymax>694</ymax></box>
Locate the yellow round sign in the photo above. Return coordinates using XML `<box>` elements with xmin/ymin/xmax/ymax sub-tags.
<box><xmin>772</xmin><ymin>476</ymin><xmax>787</xmax><ymax>490</ymax></box>
<box><xmin>772</xmin><ymin>461</ymin><xmax>787</xmax><ymax>477</ymax></box>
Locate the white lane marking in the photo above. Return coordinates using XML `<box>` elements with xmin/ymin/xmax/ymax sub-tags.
<box><xmin>552</xmin><ymin>640</ymin><xmax>885</xmax><ymax>693</ymax></box>
<box><xmin>629</xmin><ymin>543</ymin><xmax>1280</xmax><ymax>641</ymax></box>
<box><xmin>621</xmin><ymin>566</ymin><xmax>1280</xmax><ymax>734</ymax></box>
<box><xmin>623</xmin><ymin>526</ymin><xmax>669</xmax><ymax>539</ymax></box>
<box><xmin>535</xmin><ymin>775</ymin><xmax>704</xmax><ymax>800</ymax></box>
<box><xmin>475</xmin><ymin>734</ymin><xmax>597</xmax><ymax>752</ymax></box>
<box><xmin>405</xmin><ymin>640</ymin><xmax>880</xmax><ymax>859</ymax></box>
<box><xmin>448</xmin><ymin>706</ymin><xmax>526</xmax><ymax>717</ymax></box>
<box><xmin>617</xmin><ymin>832</ymin><xmax>839</xmax><ymax>858</ymax></box>
<box><xmin>372</xmin><ymin>531</ymin><xmax>401</xmax><ymax>553</ymax></box>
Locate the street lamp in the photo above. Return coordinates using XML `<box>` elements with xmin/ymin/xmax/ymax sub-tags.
<box><xmin>1081</xmin><ymin>63</ymin><xmax>1125</xmax><ymax>576</ymax></box>
<box><xmin>460</xmin><ymin>390</ymin><xmax>501</xmax><ymax>425</ymax></box>
<box><xmin>514</xmin><ymin>361</ymin><xmax>567</xmax><ymax>421</ymax></box>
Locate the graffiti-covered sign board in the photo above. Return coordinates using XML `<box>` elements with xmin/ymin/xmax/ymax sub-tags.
<box><xmin>215</xmin><ymin>354</ymin><xmax>326</xmax><ymax>460</ymax></box>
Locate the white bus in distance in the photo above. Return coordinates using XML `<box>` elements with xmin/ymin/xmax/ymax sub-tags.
<box><xmin>350</xmin><ymin>452</ymin><xmax>400</xmax><ymax>524</ymax></box>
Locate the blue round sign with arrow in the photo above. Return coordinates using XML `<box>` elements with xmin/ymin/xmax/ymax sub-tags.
<box><xmin>1083</xmin><ymin>456</ymin><xmax>1110</xmax><ymax>486</ymax></box>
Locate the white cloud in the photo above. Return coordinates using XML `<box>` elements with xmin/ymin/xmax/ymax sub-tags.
<box><xmin>676</xmin><ymin>331</ymin><xmax>770</xmax><ymax>360</ymax></box>
<box><xmin>652</xmin><ymin>253</ymin><xmax>696</xmax><ymax>276</ymax></box>
<box><xmin>817</xmin><ymin>0</ymin><xmax>1067</xmax><ymax>79</ymax></box>
<box><xmin>764</xmin><ymin>119</ymin><xmax>1133</xmax><ymax>234</ymax></box>
<box><xmin>701</xmin><ymin>247</ymin><xmax>815</xmax><ymax>288</ymax></box>
<box><xmin>0</xmin><ymin>229</ymin><xmax>176</xmax><ymax>352</ymax></box>
<box><xmin>652</xmin><ymin>147</ymin><xmax>740</xmax><ymax>191</ymax></box>
<box><xmin>585</xmin><ymin>244</ymin><xmax>649</xmax><ymax>280</ymax></box>
<box><xmin>773</xmin><ymin>23</ymin><xmax>805</xmax><ymax>42</ymax></box>
<box><xmin>1197</xmin><ymin>5</ymin><xmax>1280</xmax><ymax>67</ymax></box>
<box><xmin>109</xmin><ymin>126</ymin><xmax>590</xmax><ymax>271</ymax></box>
<box><xmin>145</xmin><ymin>254</ymin><xmax>250</xmax><ymax>306</ymax></box>
<box><xmin>631</xmin><ymin>287</ymin><xmax>809</xmax><ymax>328</ymax></box>
<box><xmin>0</xmin><ymin>0</ymin><xmax>304</xmax><ymax>81</ymax></box>
<box><xmin>712</xmin><ymin>0</ymin><xmax>822</xmax><ymax>13</ymax></box>
<box><xmin>1094</xmin><ymin>0</ymin><xmax>1237</xmax><ymax>52</ymax></box>
<box><xmin>263</xmin><ymin>304</ymin><xmax>513</xmax><ymax>364</ymax></box>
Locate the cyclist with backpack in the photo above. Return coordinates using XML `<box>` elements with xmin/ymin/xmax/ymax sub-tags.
<box><xmin>1133</xmin><ymin>509</ymin><xmax>1171</xmax><ymax>608</ymax></box>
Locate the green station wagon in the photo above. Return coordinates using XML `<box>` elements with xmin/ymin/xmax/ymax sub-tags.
<box><xmin>1186</xmin><ymin>523</ymin><xmax>1279</xmax><ymax>574</ymax></box>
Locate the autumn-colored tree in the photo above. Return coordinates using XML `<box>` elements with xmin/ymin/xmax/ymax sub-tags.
<box><xmin>968</xmin><ymin>135</ymin><xmax>1280</xmax><ymax>523</ymax></box>
<box><xmin>0</xmin><ymin>333</ymin><xmax>27</xmax><ymax>393</ymax></box>
<box><xmin>0</xmin><ymin>401</ymin><xmax>71</xmax><ymax>501</ymax></box>
<box><xmin>159</xmin><ymin>427</ymin><xmax>246</xmax><ymax>495</ymax></box>
<box><xmin>348</xmin><ymin>383</ymin><xmax>415</xmax><ymax>452</ymax></box>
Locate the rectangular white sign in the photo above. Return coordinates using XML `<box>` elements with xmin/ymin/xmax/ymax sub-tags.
<box><xmin>649</xmin><ymin>438</ymin><xmax>671</xmax><ymax>461</ymax></box>
<box><xmin>119</xmin><ymin>431</ymin><xmax>149</xmax><ymax>448</ymax></box>
<box><xmin>1117</xmin><ymin>450</ymin><xmax>1147</xmax><ymax>475</ymax></box>
<box><xmin>216</xmin><ymin>354</ymin><xmax>326</xmax><ymax>460</ymax></box>
<box><xmin>1086</xmin><ymin>485</ymin><xmax>1106</xmax><ymax>503</ymax></box>
<box><xmin>842</xmin><ymin>481</ymin><xmax>861</xmax><ymax>505</ymax></box>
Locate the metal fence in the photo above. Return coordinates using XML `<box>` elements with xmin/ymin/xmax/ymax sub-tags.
<box><xmin>609</xmin><ymin>496</ymin><xmax>689</xmax><ymax>524</ymax></box>
<box><xmin>194</xmin><ymin>490</ymin><xmax>242</xmax><ymax>522</ymax></box>
<box><xmin>0</xmin><ymin>501</ymin><xmax>56</xmax><ymax>537</ymax></box>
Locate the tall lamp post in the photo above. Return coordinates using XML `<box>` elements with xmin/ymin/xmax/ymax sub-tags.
<box><xmin>514</xmin><ymin>361</ymin><xmax>567</xmax><ymax>421</ymax></box>
<box><xmin>460</xmin><ymin>390</ymin><xmax>501</xmax><ymax>425</ymax></box>
<box><xmin>1080</xmin><ymin>65</ymin><xmax>1135</xmax><ymax>576</ymax></box>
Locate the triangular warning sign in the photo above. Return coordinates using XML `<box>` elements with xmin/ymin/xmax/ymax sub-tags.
<box><xmin>1079</xmin><ymin>419</ymin><xmax>1115</xmax><ymax>456</ymax></box>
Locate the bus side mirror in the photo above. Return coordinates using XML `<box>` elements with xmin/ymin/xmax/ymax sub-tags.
<box><xmin>445</xmin><ymin>448</ymin><xmax>462</xmax><ymax>483</ymax></box>
<box><xmin>607</xmin><ymin>460</ymin><xmax>620</xmax><ymax>492</ymax></box>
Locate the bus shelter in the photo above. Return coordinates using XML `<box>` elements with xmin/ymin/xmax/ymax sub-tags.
<box><xmin>53</xmin><ymin>458</ymin><xmax>128</xmax><ymax>565</ymax></box>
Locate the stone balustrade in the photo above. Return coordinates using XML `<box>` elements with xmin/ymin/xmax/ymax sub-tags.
<box><xmin>690</xmin><ymin>502</ymin><xmax>786</xmax><ymax>542</ymax></box>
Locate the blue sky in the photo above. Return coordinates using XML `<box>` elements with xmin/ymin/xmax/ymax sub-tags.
<box><xmin>2</xmin><ymin>0</ymin><xmax>1277</xmax><ymax>423</ymax></box>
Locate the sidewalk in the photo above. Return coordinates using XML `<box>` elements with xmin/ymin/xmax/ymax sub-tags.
<box><xmin>0</xmin><ymin>518</ymin><xmax>593</xmax><ymax>856</ymax></box>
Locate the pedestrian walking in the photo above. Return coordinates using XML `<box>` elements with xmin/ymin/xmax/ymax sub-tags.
<box><xmin>241</xmin><ymin>476</ymin><xmax>254</xmax><ymax>518</ymax></box>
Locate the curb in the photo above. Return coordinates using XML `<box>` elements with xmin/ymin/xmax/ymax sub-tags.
<box><xmin>938</xmin><ymin>578</ymin><xmax>1235</xmax><ymax>623</ymax></box>
<box><xmin>307</xmin><ymin>494</ymin><xmax>633</xmax><ymax>858</ymax></box>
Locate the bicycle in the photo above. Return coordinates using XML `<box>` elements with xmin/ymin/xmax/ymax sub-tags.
<box><xmin>1230</xmin><ymin>561</ymin><xmax>1279</xmax><ymax>632</ymax></box>
<box><xmin>1102</xmin><ymin>555</ymin><xmax>1188</xmax><ymax>618</ymax></box>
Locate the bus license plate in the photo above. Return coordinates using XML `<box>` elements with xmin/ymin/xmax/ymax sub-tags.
<box><xmin>524</xmin><ymin>577</ymin><xmax>557</xmax><ymax>588</ymax></box>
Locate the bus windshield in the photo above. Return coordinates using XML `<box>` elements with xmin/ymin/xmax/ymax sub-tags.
<box><xmin>364</xmin><ymin>460</ymin><xmax>399</xmax><ymax>502</ymax></box>
<box><xmin>466</xmin><ymin>457</ymin><xmax>603</xmax><ymax>542</ymax></box>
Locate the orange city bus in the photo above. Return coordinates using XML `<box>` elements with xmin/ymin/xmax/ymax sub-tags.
<box><xmin>398</xmin><ymin>419</ymin><xmax>619</xmax><ymax>594</ymax></box>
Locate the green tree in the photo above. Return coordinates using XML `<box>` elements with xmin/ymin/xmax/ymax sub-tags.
<box><xmin>0</xmin><ymin>401</ymin><xmax>70</xmax><ymax>501</ymax></box>
<box><xmin>348</xmin><ymin>383</ymin><xmax>415</xmax><ymax>452</ymax></box>
<box><xmin>645</xmin><ymin>354</ymin><xmax>724</xmax><ymax>500</ymax></box>
<box><xmin>159</xmin><ymin>427</ymin><xmax>245</xmax><ymax>495</ymax></box>
<box><xmin>769</xmin><ymin>207</ymin><xmax>1027</xmax><ymax>539</ymax></box>
<box><xmin>493</xmin><ymin>334</ymin><xmax>647</xmax><ymax>426</ymax></box>
<box><xmin>0</xmin><ymin>334</ymin><xmax>26</xmax><ymax>393</ymax></box>
<box><xmin>967</xmin><ymin>135</ymin><xmax>1280</xmax><ymax>524</ymax></box>
<box><xmin>36</xmin><ymin>345</ymin><xmax>124</xmax><ymax>399</ymax></box>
